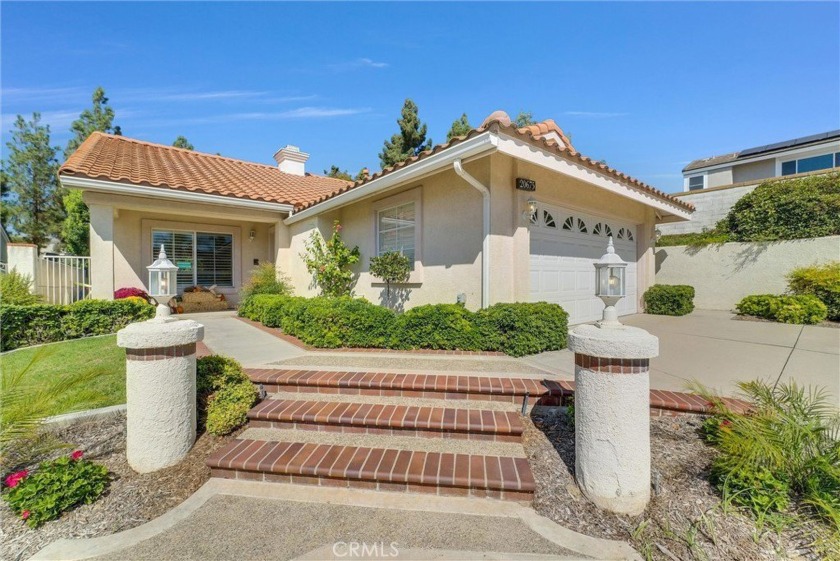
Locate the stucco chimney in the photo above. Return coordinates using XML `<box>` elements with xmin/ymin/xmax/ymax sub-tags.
<box><xmin>273</xmin><ymin>145</ymin><xmax>309</xmax><ymax>176</ymax></box>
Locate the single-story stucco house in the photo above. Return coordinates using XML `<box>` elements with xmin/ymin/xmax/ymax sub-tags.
<box><xmin>58</xmin><ymin>110</ymin><xmax>693</xmax><ymax>325</ymax></box>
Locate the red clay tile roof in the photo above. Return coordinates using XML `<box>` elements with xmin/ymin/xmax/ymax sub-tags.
<box><xmin>295</xmin><ymin>111</ymin><xmax>694</xmax><ymax>213</ymax></box>
<box><xmin>59</xmin><ymin>132</ymin><xmax>351</xmax><ymax>209</ymax></box>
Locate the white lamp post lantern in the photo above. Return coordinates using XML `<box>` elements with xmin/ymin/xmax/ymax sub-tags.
<box><xmin>594</xmin><ymin>237</ymin><xmax>627</xmax><ymax>328</ymax></box>
<box><xmin>147</xmin><ymin>244</ymin><xmax>179</xmax><ymax>319</ymax></box>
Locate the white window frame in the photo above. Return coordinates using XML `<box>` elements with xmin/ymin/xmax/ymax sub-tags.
<box><xmin>370</xmin><ymin>187</ymin><xmax>423</xmax><ymax>284</ymax></box>
<box><xmin>685</xmin><ymin>174</ymin><xmax>706</xmax><ymax>192</ymax></box>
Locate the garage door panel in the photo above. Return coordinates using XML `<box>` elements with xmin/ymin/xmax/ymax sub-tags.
<box><xmin>529</xmin><ymin>204</ymin><xmax>638</xmax><ymax>325</ymax></box>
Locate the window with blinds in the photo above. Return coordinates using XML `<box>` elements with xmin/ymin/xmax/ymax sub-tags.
<box><xmin>152</xmin><ymin>229</ymin><xmax>233</xmax><ymax>290</ymax></box>
<box><xmin>377</xmin><ymin>202</ymin><xmax>415</xmax><ymax>262</ymax></box>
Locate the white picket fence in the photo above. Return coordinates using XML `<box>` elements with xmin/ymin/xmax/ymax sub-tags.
<box><xmin>36</xmin><ymin>255</ymin><xmax>91</xmax><ymax>304</ymax></box>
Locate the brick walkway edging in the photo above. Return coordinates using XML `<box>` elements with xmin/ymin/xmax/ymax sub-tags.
<box><xmin>235</xmin><ymin>316</ymin><xmax>507</xmax><ymax>356</ymax></box>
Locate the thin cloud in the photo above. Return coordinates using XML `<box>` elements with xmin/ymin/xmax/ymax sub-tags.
<box><xmin>564</xmin><ymin>111</ymin><xmax>629</xmax><ymax>118</ymax></box>
<box><xmin>2</xmin><ymin>87</ymin><xmax>88</xmax><ymax>104</ymax></box>
<box><xmin>1</xmin><ymin>110</ymin><xmax>82</xmax><ymax>131</ymax></box>
<box><xmin>329</xmin><ymin>58</ymin><xmax>389</xmax><ymax>71</ymax></box>
<box><xmin>140</xmin><ymin>106</ymin><xmax>371</xmax><ymax>127</ymax></box>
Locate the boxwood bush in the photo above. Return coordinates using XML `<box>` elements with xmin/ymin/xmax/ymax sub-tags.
<box><xmin>643</xmin><ymin>284</ymin><xmax>695</xmax><ymax>316</ymax></box>
<box><xmin>196</xmin><ymin>355</ymin><xmax>257</xmax><ymax>436</ymax></box>
<box><xmin>239</xmin><ymin>295</ymin><xmax>569</xmax><ymax>357</ymax></box>
<box><xmin>0</xmin><ymin>299</ymin><xmax>155</xmax><ymax>351</ymax></box>
<box><xmin>787</xmin><ymin>262</ymin><xmax>840</xmax><ymax>322</ymax></box>
<box><xmin>736</xmin><ymin>294</ymin><xmax>827</xmax><ymax>325</ymax></box>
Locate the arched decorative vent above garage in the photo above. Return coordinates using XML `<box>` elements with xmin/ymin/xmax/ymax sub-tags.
<box><xmin>562</xmin><ymin>217</ymin><xmax>574</xmax><ymax>230</ymax></box>
<box><xmin>617</xmin><ymin>227</ymin><xmax>633</xmax><ymax>241</ymax></box>
<box><xmin>577</xmin><ymin>219</ymin><xmax>588</xmax><ymax>233</ymax></box>
<box><xmin>543</xmin><ymin>210</ymin><xmax>556</xmax><ymax>228</ymax></box>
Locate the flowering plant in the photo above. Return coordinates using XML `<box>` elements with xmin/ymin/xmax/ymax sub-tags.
<box><xmin>301</xmin><ymin>221</ymin><xmax>360</xmax><ymax>298</ymax></box>
<box><xmin>2</xmin><ymin>452</ymin><xmax>108</xmax><ymax>527</ymax></box>
<box><xmin>114</xmin><ymin>287</ymin><xmax>150</xmax><ymax>301</ymax></box>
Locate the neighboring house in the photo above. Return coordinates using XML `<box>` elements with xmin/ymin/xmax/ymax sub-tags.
<box><xmin>58</xmin><ymin>110</ymin><xmax>692</xmax><ymax>325</ymax></box>
<box><xmin>660</xmin><ymin>130</ymin><xmax>840</xmax><ymax>234</ymax></box>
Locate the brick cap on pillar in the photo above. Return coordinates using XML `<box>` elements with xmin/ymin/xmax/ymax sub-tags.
<box><xmin>117</xmin><ymin>318</ymin><xmax>204</xmax><ymax>349</ymax></box>
<box><xmin>569</xmin><ymin>324</ymin><xmax>658</xmax><ymax>359</ymax></box>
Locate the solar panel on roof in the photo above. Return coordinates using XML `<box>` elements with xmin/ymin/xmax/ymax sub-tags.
<box><xmin>738</xmin><ymin>130</ymin><xmax>840</xmax><ymax>158</ymax></box>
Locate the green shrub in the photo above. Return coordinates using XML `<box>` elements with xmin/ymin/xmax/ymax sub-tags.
<box><xmin>788</xmin><ymin>262</ymin><xmax>840</xmax><ymax>322</ymax></box>
<box><xmin>476</xmin><ymin>302</ymin><xmax>568</xmax><ymax>357</ymax></box>
<box><xmin>291</xmin><ymin>297</ymin><xmax>395</xmax><ymax>348</ymax></box>
<box><xmin>723</xmin><ymin>172</ymin><xmax>840</xmax><ymax>242</ymax></box>
<box><xmin>240</xmin><ymin>262</ymin><xmax>292</xmax><ymax>300</ymax></box>
<box><xmin>2</xmin><ymin>452</ymin><xmax>109</xmax><ymax>528</ymax></box>
<box><xmin>196</xmin><ymin>355</ymin><xmax>256</xmax><ymax>436</ymax></box>
<box><xmin>698</xmin><ymin>381</ymin><xmax>840</xmax><ymax>531</ymax></box>
<box><xmin>643</xmin><ymin>284</ymin><xmax>695</xmax><ymax>316</ymax></box>
<box><xmin>0</xmin><ymin>270</ymin><xmax>41</xmax><ymax>306</ymax></box>
<box><xmin>0</xmin><ymin>299</ymin><xmax>155</xmax><ymax>351</ymax></box>
<box><xmin>656</xmin><ymin>230</ymin><xmax>731</xmax><ymax>248</ymax></box>
<box><xmin>736</xmin><ymin>294</ymin><xmax>827</xmax><ymax>324</ymax></box>
<box><xmin>393</xmin><ymin>304</ymin><xmax>484</xmax><ymax>351</ymax></box>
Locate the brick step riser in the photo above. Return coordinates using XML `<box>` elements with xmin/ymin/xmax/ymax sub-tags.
<box><xmin>209</xmin><ymin>467</ymin><xmax>532</xmax><ymax>501</ymax></box>
<box><xmin>256</xmin><ymin>383</ymin><xmax>562</xmax><ymax>406</ymax></box>
<box><xmin>247</xmin><ymin>419</ymin><xmax>522</xmax><ymax>442</ymax></box>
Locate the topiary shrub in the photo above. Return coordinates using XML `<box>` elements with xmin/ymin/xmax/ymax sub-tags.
<box><xmin>0</xmin><ymin>270</ymin><xmax>41</xmax><ymax>306</ymax></box>
<box><xmin>723</xmin><ymin>172</ymin><xmax>840</xmax><ymax>242</ymax></box>
<box><xmin>787</xmin><ymin>262</ymin><xmax>840</xmax><ymax>322</ymax></box>
<box><xmin>476</xmin><ymin>302</ymin><xmax>568</xmax><ymax>357</ymax></box>
<box><xmin>736</xmin><ymin>294</ymin><xmax>827</xmax><ymax>325</ymax></box>
<box><xmin>196</xmin><ymin>355</ymin><xmax>257</xmax><ymax>436</ymax></box>
<box><xmin>643</xmin><ymin>285</ymin><xmax>695</xmax><ymax>316</ymax></box>
<box><xmin>392</xmin><ymin>304</ymin><xmax>484</xmax><ymax>351</ymax></box>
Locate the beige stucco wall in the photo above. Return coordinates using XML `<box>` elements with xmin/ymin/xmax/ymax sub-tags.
<box><xmin>707</xmin><ymin>168</ymin><xmax>734</xmax><ymax>189</ymax></box>
<box><xmin>84</xmin><ymin>191</ymin><xmax>285</xmax><ymax>304</ymax></box>
<box><xmin>732</xmin><ymin>159</ymin><xmax>775</xmax><ymax>184</ymax></box>
<box><xmin>655</xmin><ymin>236</ymin><xmax>840</xmax><ymax>310</ymax></box>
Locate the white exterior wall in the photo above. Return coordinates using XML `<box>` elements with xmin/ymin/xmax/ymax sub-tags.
<box><xmin>655</xmin><ymin>236</ymin><xmax>840</xmax><ymax>310</ymax></box>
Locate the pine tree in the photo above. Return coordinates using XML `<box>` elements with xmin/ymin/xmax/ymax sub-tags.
<box><xmin>172</xmin><ymin>136</ymin><xmax>194</xmax><ymax>150</ymax></box>
<box><xmin>1</xmin><ymin>114</ymin><xmax>64</xmax><ymax>248</ymax></box>
<box><xmin>514</xmin><ymin>111</ymin><xmax>537</xmax><ymax>128</ymax></box>
<box><xmin>446</xmin><ymin>113</ymin><xmax>472</xmax><ymax>141</ymax></box>
<box><xmin>325</xmin><ymin>165</ymin><xmax>353</xmax><ymax>181</ymax></box>
<box><xmin>65</xmin><ymin>87</ymin><xmax>121</xmax><ymax>157</ymax></box>
<box><xmin>379</xmin><ymin>99</ymin><xmax>432</xmax><ymax>168</ymax></box>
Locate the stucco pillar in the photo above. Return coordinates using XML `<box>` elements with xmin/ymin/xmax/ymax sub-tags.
<box><xmin>88</xmin><ymin>203</ymin><xmax>115</xmax><ymax>299</ymax></box>
<box><xmin>117</xmin><ymin>316</ymin><xmax>204</xmax><ymax>473</ymax></box>
<box><xmin>6</xmin><ymin>243</ymin><xmax>39</xmax><ymax>286</ymax></box>
<box><xmin>569</xmin><ymin>324</ymin><xmax>659</xmax><ymax>515</ymax></box>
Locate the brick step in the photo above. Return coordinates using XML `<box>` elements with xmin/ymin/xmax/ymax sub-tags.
<box><xmin>248</xmin><ymin>399</ymin><xmax>523</xmax><ymax>442</ymax></box>
<box><xmin>207</xmin><ymin>438</ymin><xmax>535</xmax><ymax>502</ymax></box>
<box><xmin>246</xmin><ymin>369</ymin><xmax>567</xmax><ymax>405</ymax></box>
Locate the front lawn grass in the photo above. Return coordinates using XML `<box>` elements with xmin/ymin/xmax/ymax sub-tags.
<box><xmin>1</xmin><ymin>335</ymin><xmax>126</xmax><ymax>417</ymax></box>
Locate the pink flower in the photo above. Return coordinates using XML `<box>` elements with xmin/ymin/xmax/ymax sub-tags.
<box><xmin>71</xmin><ymin>450</ymin><xmax>84</xmax><ymax>461</ymax></box>
<box><xmin>21</xmin><ymin>510</ymin><xmax>30</xmax><ymax>520</ymax></box>
<box><xmin>5</xmin><ymin>470</ymin><xmax>28</xmax><ymax>488</ymax></box>
<box><xmin>720</xmin><ymin>419</ymin><xmax>732</xmax><ymax>428</ymax></box>
<box><xmin>335</xmin><ymin>224</ymin><xmax>343</xmax><ymax>232</ymax></box>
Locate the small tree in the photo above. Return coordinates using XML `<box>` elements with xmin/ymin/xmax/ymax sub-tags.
<box><xmin>172</xmin><ymin>136</ymin><xmax>194</xmax><ymax>150</ymax></box>
<box><xmin>301</xmin><ymin>221</ymin><xmax>360</xmax><ymax>297</ymax></box>
<box><xmin>514</xmin><ymin>111</ymin><xmax>537</xmax><ymax>127</ymax></box>
<box><xmin>370</xmin><ymin>251</ymin><xmax>411</xmax><ymax>302</ymax></box>
<box><xmin>60</xmin><ymin>189</ymin><xmax>90</xmax><ymax>255</ymax></box>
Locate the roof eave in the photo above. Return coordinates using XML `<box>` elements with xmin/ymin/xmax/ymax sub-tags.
<box><xmin>59</xmin><ymin>174</ymin><xmax>295</xmax><ymax>213</ymax></box>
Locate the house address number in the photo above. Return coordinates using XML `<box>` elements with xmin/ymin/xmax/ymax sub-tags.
<box><xmin>516</xmin><ymin>178</ymin><xmax>536</xmax><ymax>191</ymax></box>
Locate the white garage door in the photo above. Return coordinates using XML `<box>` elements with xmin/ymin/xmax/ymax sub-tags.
<box><xmin>529</xmin><ymin>204</ymin><xmax>638</xmax><ymax>325</ymax></box>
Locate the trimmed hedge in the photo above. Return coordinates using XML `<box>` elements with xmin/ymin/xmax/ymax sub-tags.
<box><xmin>196</xmin><ymin>355</ymin><xmax>257</xmax><ymax>436</ymax></box>
<box><xmin>736</xmin><ymin>294</ymin><xmax>827</xmax><ymax>325</ymax></box>
<box><xmin>643</xmin><ymin>285</ymin><xmax>695</xmax><ymax>316</ymax></box>
<box><xmin>239</xmin><ymin>295</ymin><xmax>568</xmax><ymax>357</ymax></box>
<box><xmin>787</xmin><ymin>262</ymin><xmax>840</xmax><ymax>322</ymax></box>
<box><xmin>0</xmin><ymin>299</ymin><xmax>155</xmax><ymax>351</ymax></box>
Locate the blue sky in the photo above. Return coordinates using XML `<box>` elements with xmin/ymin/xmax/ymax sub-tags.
<box><xmin>2</xmin><ymin>2</ymin><xmax>838</xmax><ymax>192</ymax></box>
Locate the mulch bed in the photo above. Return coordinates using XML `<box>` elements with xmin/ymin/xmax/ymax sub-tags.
<box><xmin>0</xmin><ymin>414</ymin><xmax>235</xmax><ymax>561</ymax></box>
<box><xmin>524</xmin><ymin>410</ymin><xmax>835</xmax><ymax>561</ymax></box>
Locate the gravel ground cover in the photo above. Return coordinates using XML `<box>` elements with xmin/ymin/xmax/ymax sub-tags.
<box><xmin>524</xmin><ymin>410</ymin><xmax>837</xmax><ymax>561</ymax></box>
<box><xmin>0</xmin><ymin>414</ymin><xmax>234</xmax><ymax>561</ymax></box>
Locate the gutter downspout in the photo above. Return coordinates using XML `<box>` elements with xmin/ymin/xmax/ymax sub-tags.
<box><xmin>453</xmin><ymin>159</ymin><xmax>490</xmax><ymax>309</ymax></box>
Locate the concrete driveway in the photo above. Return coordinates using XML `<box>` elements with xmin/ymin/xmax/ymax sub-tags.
<box><xmin>524</xmin><ymin>310</ymin><xmax>840</xmax><ymax>407</ymax></box>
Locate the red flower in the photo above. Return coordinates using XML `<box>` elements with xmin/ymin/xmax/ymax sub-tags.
<box><xmin>21</xmin><ymin>510</ymin><xmax>30</xmax><ymax>520</ymax></box>
<box><xmin>71</xmin><ymin>450</ymin><xmax>84</xmax><ymax>461</ymax></box>
<box><xmin>721</xmin><ymin>419</ymin><xmax>732</xmax><ymax>427</ymax></box>
<box><xmin>5</xmin><ymin>470</ymin><xmax>28</xmax><ymax>488</ymax></box>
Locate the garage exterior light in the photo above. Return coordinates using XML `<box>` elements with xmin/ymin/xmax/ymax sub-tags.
<box><xmin>594</xmin><ymin>237</ymin><xmax>627</xmax><ymax>328</ymax></box>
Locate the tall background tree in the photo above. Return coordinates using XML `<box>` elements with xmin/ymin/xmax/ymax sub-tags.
<box><xmin>379</xmin><ymin>99</ymin><xmax>432</xmax><ymax>168</ymax></box>
<box><xmin>172</xmin><ymin>136</ymin><xmax>194</xmax><ymax>150</ymax></box>
<box><xmin>59</xmin><ymin>87</ymin><xmax>121</xmax><ymax>254</ymax></box>
<box><xmin>514</xmin><ymin>111</ymin><xmax>537</xmax><ymax>128</ymax></box>
<box><xmin>1</xmin><ymin>114</ymin><xmax>64</xmax><ymax>247</ymax></box>
<box><xmin>64</xmin><ymin>87</ymin><xmax>121</xmax><ymax>157</ymax></box>
<box><xmin>446</xmin><ymin>113</ymin><xmax>471</xmax><ymax>141</ymax></box>
<box><xmin>324</xmin><ymin>165</ymin><xmax>353</xmax><ymax>181</ymax></box>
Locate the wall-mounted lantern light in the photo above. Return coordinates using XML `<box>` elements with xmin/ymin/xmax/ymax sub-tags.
<box><xmin>594</xmin><ymin>236</ymin><xmax>627</xmax><ymax>328</ymax></box>
<box><xmin>249</xmin><ymin>229</ymin><xmax>256</xmax><ymax>242</ymax></box>
<box><xmin>147</xmin><ymin>244</ymin><xmax>179</xmax><ymax>318</ymax></box>
<box><xmin>523</xmin><ymin>197</ymin><xmax>538</xmax><ymax>223</ymax></box>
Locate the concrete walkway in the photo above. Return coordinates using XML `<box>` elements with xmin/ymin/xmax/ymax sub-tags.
<box><xmin>32</xmin><ymin>479</ymin><xmax>640</xmax><ymax>561</ymax></box>
<box><xmin>524</xmin><ymin>310</ymin><xmax>840</xmax><ymax>406</ymax></box>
